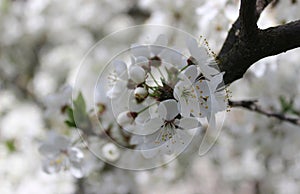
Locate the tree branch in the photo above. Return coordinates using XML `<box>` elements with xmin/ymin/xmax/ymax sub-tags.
<box><xmin>259</xmin><ymin>20</ymin><xmax>300</xmax><ymax>57</ymax></box>
<box><xmin>240</xmin><ymin>0</ymin><xmax>258</xmax><ymax>40</ymax></box>
<box><xmin>217</xmin><ymin>0</ymin><xmax>300</xmax><ymax>84</ymax></box>
<box><xmin>219</xmin><ymin>0</ymin><xmax>273</xmax><ymax>57</ymax></box>
<box><xmin>229</xmin><ymin>100</ymin><xmax>300</xmax><ymax>126</ymax></box>
<box><xmin>256</xmin><ymin>0</ymin><xmax>273</xmax><ymax>16</ymax></box>
<box><xmin>75</xmin><ymin>178</ymin><xmax>86</xmax><ymax>194</ymax></box>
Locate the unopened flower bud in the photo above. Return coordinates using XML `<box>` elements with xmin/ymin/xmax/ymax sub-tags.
<box><xmin>117</xmin><ymin>111</ymin><xmax>138</xmax><ymax>126</ymax></box>
<box><xmin>134</xmin><ymin>87</ymin><xmax>148</xmax><ymax>103</ymax></box>
<box><xmin>102</xmin><ymin>143</ymin><xmax>120</xmax><ymax>162</ymax></box>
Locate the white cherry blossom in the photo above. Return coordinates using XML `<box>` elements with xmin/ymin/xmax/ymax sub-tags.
<box><xmin>107</xmin><ymin>60</ymin><xmax>129</xmax><ymax>99</ymax></box>
<box><xmin>186</xmin><ymin>37</ymin><xmax>220</xmax><ymax>78</ymax></box>
<box><xmin>174</xmin><ymin>65</ymin><xmax>202</xmax><ymax>117</ymax></box>
<box><xmin>174</xmin><ymin>65</ymin><xmax>225</xmax><ymax>118</ymax></box>
<box><xmin>44</xmin><ymin>85</ymin><xmax>72</xmax><ymax>116</ymax></box>
<box><xmin>137</xmin><ymin>100</ymin><xmax>201</xmax><ymax>157</ymax></box>
<box><xmin>38</xmin><ymin>133</ymin><xmax>84</xmax><ymax>178</ymax></box>
<box><xmin>102</xmin><ymin>143</ymin><xmax>120</xmax><ymax>162</ymax></box>
<box><xmin>130</xmin><ymin>34</ymin><xmax>168</xmax><ymax>59</ymax></box>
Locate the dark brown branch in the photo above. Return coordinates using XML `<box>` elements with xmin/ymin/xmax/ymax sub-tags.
<box><xmin>229</xmin><ymin>100</ymin><xmax>300</xmax><ymax>126</ymax></box>
<box><xmin>256</xmin><ymin>0</ymin><xmax>273</xmax><ymax>16</ymax></box>
<box><xmin>218</xmin><ymin>19</ymin><xmax>300</xmax><ymax>84</ymax></box>
<box><xmin>219</xmin><ymin>0</ymin><xmax>273</xmax><ymax>57</ymax></box>
<box><xmin>259</xmin><ymin>20</ymin><xmax>300</xmax><ymax>57</ymax></box>
<box><xmin>218</xmin><ymin>0</ymin><xmax>300</xmax><ymax>84</ymax></box>
<box><xmin>240</xmin><ymin>0</ymin><xmax>258</xmax><ymax>40</ymax></box>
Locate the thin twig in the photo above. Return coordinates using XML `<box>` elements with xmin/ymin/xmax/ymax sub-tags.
<box><xmin>229</xmin><ymin>100</ymin><xmax>300</xmax><ymax>126</ymax></box>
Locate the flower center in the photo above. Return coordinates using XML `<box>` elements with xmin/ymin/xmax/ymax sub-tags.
<box><xmin>149</xmin><ymin>56</ymin><xmax>162</xmax><ymax>67</ymax></box>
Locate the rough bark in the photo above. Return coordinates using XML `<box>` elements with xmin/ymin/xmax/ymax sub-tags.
<box><xmin>217</xmin><ymin>0</ymin><xmax>300</xmax><ymax>84</ymax></box>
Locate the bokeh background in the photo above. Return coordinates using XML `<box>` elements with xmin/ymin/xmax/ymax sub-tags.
<box><xmin>1</xmin><ymin>0</ymin><xmax>300</xmax><ymax>193</ymax></box>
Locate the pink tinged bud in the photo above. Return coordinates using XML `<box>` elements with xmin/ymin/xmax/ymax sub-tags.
<box><xmin>134</xmin><ymin>87</ymin><xmax>148</xmax><ymax>102</ymax></box>
<box><xmin>117</xmin><ymin>111</ymin><xmax>138</xmax><ymax>126</ymax></box>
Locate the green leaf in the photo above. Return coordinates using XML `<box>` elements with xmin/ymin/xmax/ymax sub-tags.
<box><xmin>66</xmin><ymin>106</ymin><xmax>75</xmax><ymax>123</ymax></box>
<box><xmin>5</xmin><ymin>139</ymin><xmax>16</xmax><ymax>153</ymax></box>
<box><xmin>279</xmin><ymin>96</ymin><xmax>291</xmax><ymax>113</ymax></box>
<box><xmin>279</xmin><ymin>96</ymin><xmax>300</xmax><ymax>116</ymax></box>
<box><xmin>64</xmin><ymin>105</ymin><xmax>77</xmax><ymax>127</ymax></box>
<box><xmin>64</xmin><ymin>92</ymin><xmax>92</xmax><ymax>131</ymax></box>
<box><xmin>73</xmin><ymin>92</ymin><xmax>86</xmax><ymax>114</ymax></box>
<box><xmin>64</xmin><ymin>120</ymin><xmax>76</xmax><ymax>128</ymax></box>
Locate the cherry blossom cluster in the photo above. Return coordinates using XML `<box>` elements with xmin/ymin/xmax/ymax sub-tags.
<box><xmin>104</xmin><ymin>34</ymin><xmax>227</xmax><ymax>157</ymax></box>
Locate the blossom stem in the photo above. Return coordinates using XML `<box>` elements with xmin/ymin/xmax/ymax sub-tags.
<box><xmin>157</xmin><ymin>67</ymin><xmax>166</xmax><ymax>80</ymax></box>
<box><xmin>137</xmin><ymin>103</ymin><xmax>157</xmax><ymax>114</ymax></box>
<box><xmin>72</xmin><ymin>137</ymin><xmax>83</xmax><ymax>146</ymax></box>
<box><xmin>149</xmin><ymin>72</ymin><xmax>160</xmax><ymax>86</ymax></box>
<box><xmin>179</xmin><ymin>65</ymin><xmax>189</xmax><ymax>73</ymax></box>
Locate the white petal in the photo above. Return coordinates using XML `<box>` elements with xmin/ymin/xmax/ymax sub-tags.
<box><xmin>173</xmin><ymin>85</ymin><xmax>190</xmax><ymax>117</ymax></box>
<box><xmin>209</xmin><ymin>72</ymin><xmax>224</xmax><ymax>91</ymax></box>
<box><xmin>68</xmin><ymin>147</ymin><xmax>84</xmax><ymax>162</ymax></box>
<box><xmin>135</xmin><ymin>109</ymin><xmax>151</xmax><ymax>124</ymax></box>
<box><xmin>131</xmin><ymin>44</ymin><xmax>150</xmax><ymax>58</ymax></box>
<box><xmin>128</xmin><ymin>92</ymin><xmax>146</xmax><ymax>112</ymax></box>
<box><xmin>130</xmin><ymin>135</ymin><xmax>144</xmax><ymax>145</ymax></box>
<box><xmin>150</xmin><ymin>45</ymin><xmax>164</xmax><ymax>57</ymax></box>
<box><xmin>161</xmin><ymin>141</ymin><xmax>175</xmax><ymax>155</ymax></box>
<box><xmin>196</xmin><ymin>47</ymin><xmax>210</xmax><ymax>64</ymax></box>
<box><xmin>42</xmin><ymin>159</ymin><xmax>62</xmax><ymax>174</ymax></box>
<box><xmin>106</xmin><ymin>81</ymin><xmax>127</xmax><ymax>99</ymax></box>
<box><xmin>178</xmin><ymin>117</ymin><xmax>201</xmax><ymax>130</ymax></box>
<box><xmin>160</xmin><ymin>49</ymin><xmax>186</xmax><ymax>69</ymax></box>
<box><xmin>187</xmin><ymin>37</ymin><xmax>201</xmax><ymax>59</ymax></box>
<box><xmin>141</xmin><ymin>144</ymin><xmax>159</xmax><ymax>158</ymax></box>
<box><xmin>39</xmin><ymin>144</ymin><xmax>59</xmax><ymax>156</ymax></box>
<box><xmin>158</xmin><ymin>99</ymin><xmax>179</xmax><ymax>121</ymax></box>
<box><xmin>53</xmin><ymin>135</ymin><xmax>70</xmax><ymax>150</ymax></box>
<box><xmin>95</xmin><ymin>84</ymin><xmax>109</xmax><ymax>104</ymax></box>
<box><xmin>113</xmin><ymin>60</ymin><xmax>127</xmax><ymax>74</ymax></box>
<box><xmin>198</xmin><ymin>114</ymin><xmax>218</xmax><ymax>156</ymax></box>
<box><xmin>194</xmin><ymin>80</ymin><xmax>210</xmax><ymax>96</ymax></box>
<box><xmin>60</xmin><ymin>85</ymin><xmax>73</xmax><ymax>100</ymax></box>
<box><xmin>135</xmin><ymin>56</ymin><xmax>149</xmax><ymax>69</ymax></box>
<box><xmin>151</xmin><ymin>34</ymin><xmax>168</xmax><ymax>56</ymax></box>
<box><xmin>142</xmin><ymin>118</ymin><xmax>164</xmax><ymax>135</ymax></box>
<box><xmin>113</xmin><ymin>60</ymin><xmax>128</xmax><ymax>79</ymax></box>
<box><xmin>186</xmin><ymin>37</ymin><xmax>212</xmax><ymax>66</ymax></box>
<box><xmin>161</xmin><ymin>130</ymin><xmax>191</xmax><ymax>155</ymax></box>
<box><xmin>129</xmin><ymin>66</ymin><xmax>146</xmax><ymax>84</ymax></box>
<box><xmin>200</xmin><ymin>60</ymin><xmax>220</xmax><ymax>78</ymax></box>
<box><xmin>70</xmin><ymin>161</ymin><xmax>84</xmax><ymax>178</ymax></box>
<box><xmin>154</xmin><ymin>34</ymin><xmax>168</xmax><ymax>46</ymax></box>
<box><xmin>179</xmin><ymin>65</ymin><xmax>197</xmax><ymax>82</ymax></box>
<box><xmin>174</xmin><ymin>82</ymin><xmax>201</xmax><ymax>117</ymax></box>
